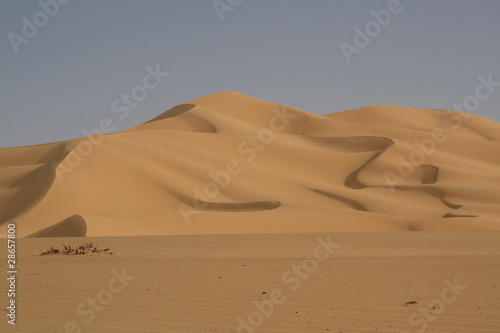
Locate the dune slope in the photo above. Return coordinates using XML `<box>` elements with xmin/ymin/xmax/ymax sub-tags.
<box><xmin>1</xmin><ymin>92</ymin><xmax>499</xmax><ymax>237</ymax></box>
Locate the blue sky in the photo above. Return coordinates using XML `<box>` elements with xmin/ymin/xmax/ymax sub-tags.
<box><xmin>1</xmin><ymin>0</ymin><xmax>500</xmax><ymax>148</ymax></box>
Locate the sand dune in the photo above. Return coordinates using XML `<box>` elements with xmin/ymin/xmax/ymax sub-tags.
<box><xmin>1</xmin><ymin>92</ymin><xmax>499</xmax><ymax>237</ymax></box>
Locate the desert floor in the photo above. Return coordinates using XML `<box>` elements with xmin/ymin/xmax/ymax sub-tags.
<box><xmin>2</xmin><ymin>230</ymin><xmax>499</xmax><ymax>332</ymax></box>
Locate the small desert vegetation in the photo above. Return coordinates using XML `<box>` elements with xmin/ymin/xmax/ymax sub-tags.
<box><xmin>40</xmin><ymin>242</ymin><xmax>113</xmax><ymax>256</ymax></box>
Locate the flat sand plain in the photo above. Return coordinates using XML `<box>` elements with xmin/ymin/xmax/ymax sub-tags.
<box><xmin>1</xmin><ymin>230</ymin><xmax>499</xmax><ymax>332</ymax></box>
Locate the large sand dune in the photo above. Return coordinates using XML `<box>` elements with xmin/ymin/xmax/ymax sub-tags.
<box><xmin>1</xmin><ymin>92</ymin><xmax>499</xmax><ymax>237</ymax></box>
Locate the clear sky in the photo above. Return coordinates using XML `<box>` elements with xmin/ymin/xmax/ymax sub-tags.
<box><xmin>1</xmin><ymin>0</ymin><xmax>500</xmax><ymax>148</ymax></box>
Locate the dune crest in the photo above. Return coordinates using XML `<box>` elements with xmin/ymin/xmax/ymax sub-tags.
<box><xmin>1</xmin><ymin>92</ymin><xmax>499</xmax><ymax>237</ymax></box>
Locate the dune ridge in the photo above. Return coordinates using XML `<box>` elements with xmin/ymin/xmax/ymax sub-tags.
<box><xmin>1</xmin><ymin>92</ymin><xmax>499</xmax><ymax>237</ymax></box>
